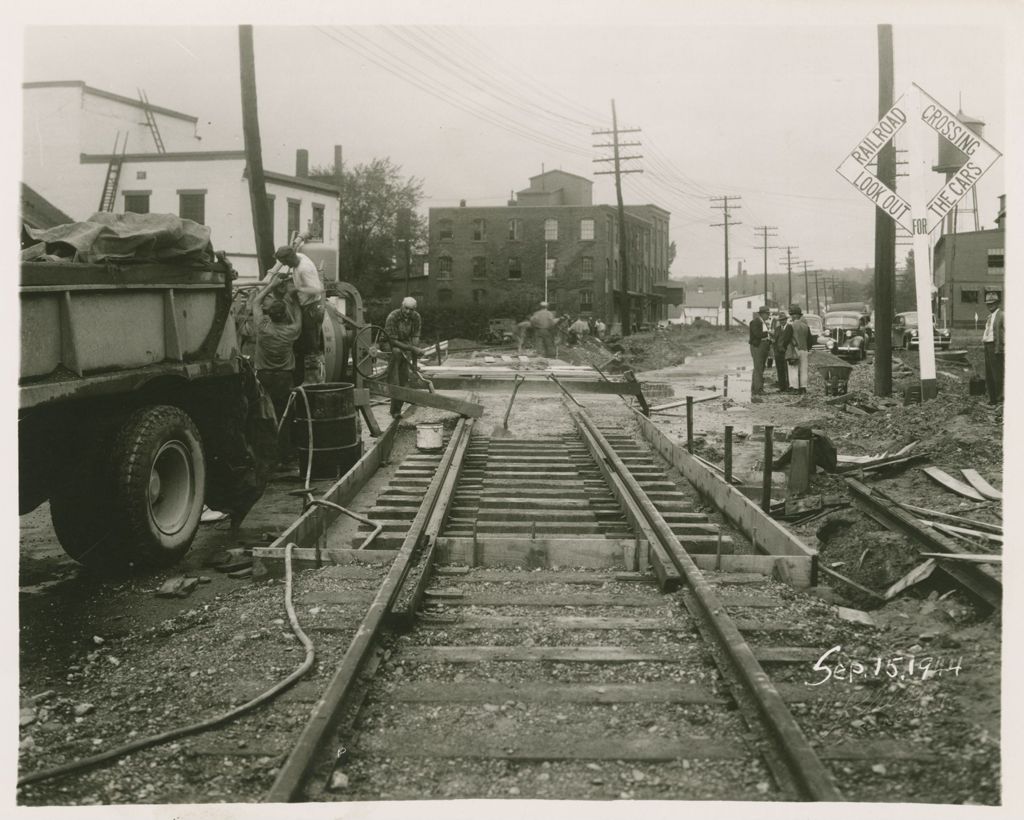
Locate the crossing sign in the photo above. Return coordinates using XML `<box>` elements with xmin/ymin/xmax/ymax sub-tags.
<box><xmin>836</xmin><ymin>84</ymin><xmax>1001</xmax><ymax>235</ymax></box>
<box><xmin>836</xmin><ymin>83</ymin><xmax>1001</xmax><ymax>401</ymax></box>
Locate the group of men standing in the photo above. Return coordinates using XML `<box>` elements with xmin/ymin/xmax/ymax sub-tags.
<box><xmin>749</xmin><ymin>303</ymin><xmax>812</xmax><ymax>400</ymax></box>
<box><xmin>521</xmin><ymin>301</ymin><xmax>606</xmax><ymax>357</ymax></box>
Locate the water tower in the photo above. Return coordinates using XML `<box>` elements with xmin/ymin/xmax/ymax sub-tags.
<box><xmin>931</xmin><ymin>106</ymin><xmax>986</xmax><ymax>235</ymax></box>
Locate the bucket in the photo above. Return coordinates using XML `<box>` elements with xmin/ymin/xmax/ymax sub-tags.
<box><xmin>416</xmin><ymin>422</ymin><xmax>444</xmax><ymax>451</ymax></box>
<box><xmin>292</xmin><ymin>382</ymin><xmax>363</xmax><ymax>479</ymax></box>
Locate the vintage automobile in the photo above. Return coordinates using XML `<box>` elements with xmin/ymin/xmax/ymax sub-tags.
<box><xmin>892</xmin><ymin>311</ymin><xmax>952</xmax><ymax>351</ymax></box>
<box><xmin>823</xmin><ymin>310</ymin><xmax>869</xmax><ymax>361</ymax></box>
<box><xmin>804</xmin><ymin>313</ymin><xmax>834</xmax><ymax>353</ymax></box>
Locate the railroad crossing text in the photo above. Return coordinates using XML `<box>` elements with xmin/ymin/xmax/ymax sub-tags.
<box><xmin>848</xmin><ymin>105</ymin><xmax>907</xmax><ymax>165</ymax></box>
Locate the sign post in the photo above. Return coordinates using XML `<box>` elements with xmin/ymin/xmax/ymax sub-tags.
<box><xmin>837</xmin><ymin>83</ymin><xmax>1001</xmax><ymax>401</ymax></box>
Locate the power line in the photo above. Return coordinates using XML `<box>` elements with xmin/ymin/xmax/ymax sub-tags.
<box><xmin>753</xmin><ymin>225</ymin><xmax>779</xmax><ymax>302</ymax></box>
<box><xmin>710</xmin><ymin>196</ymin><xmax>741</xmax><ymax>328</ymax></box>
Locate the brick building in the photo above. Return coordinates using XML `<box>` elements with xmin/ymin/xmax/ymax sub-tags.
<box><xmin>933</xmin><ymin>194</ymin><xmax>1005</xmax><ymax>328</ymax></box>
<box><xmin>406</xmin><ymin>170</ymin><xmax>671</xmax><ymax>329</ymax></box>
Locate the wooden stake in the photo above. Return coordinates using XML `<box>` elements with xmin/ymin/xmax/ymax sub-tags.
<box><xmin>686</xmin><ymin>396</ymin><xmax>694</xmax><ymax>453</ymax></box>
<box><xmin>724</xmin><ymin>425</ymin><xmax>733</xmax><ymax>484</ymax></box>
<box><xmin>761</xmin><ymin>425</ymin><xmax>774</xmax><ymax>512</ymax></box>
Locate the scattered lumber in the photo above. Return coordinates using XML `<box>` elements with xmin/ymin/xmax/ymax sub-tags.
<box><xmin>818</xmin><ymin>564</ymin><xmax>886</xmax><ymax>601</ymax></box>
<box><xmin>835</xmin><ymin>453</ymin><xmax>927</xmax><ymax>474</ymax></box>
<box><xmin>918</xmin><ymin>553</ymin><xmax>1002</xmax><ymax>563</ymax></box>
<box><xmin>960</xmin><ymin>469</ymin><xmax>1002</xmax><ymax>501</ymax></box>
<box><xmin>928</xmin><ymin>522</ymin><xmax>1002</xmax><ymax>544</ymax></box>
<box><xmin>882</xmin><ymin>560</ymin><xmax>937</xmax><ymax>600</ymax></box>
<box><xmin>896</xmin><ymin>502</ymin><xmax>1002</xmax><ymax>534</ymax></box>
<box><xmin>921</xmin><ymin>466</ymin><xmax>985</xmax><ymax>502</ymax></box>
<box><xmin>367</xmin><ymin>381</ymin><xmax>484</xmax><ymax>418</ymax></box>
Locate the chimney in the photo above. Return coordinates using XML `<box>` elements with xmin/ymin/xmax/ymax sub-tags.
<box><xmin>296</xmin><ymin>149</ymin><xmax>309</xmax><ymax>178</ymax></box>
<box><xmin>333</xmin><ymin>145</ymin><xmax>343</xmax><ymax>180</ymax></box>
<box><xmin>459</xmin><ymin>199</ymin><xmax>467</xmax><ymax>207</ymax></box>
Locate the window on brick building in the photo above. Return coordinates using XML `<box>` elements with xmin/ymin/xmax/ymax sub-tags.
<box><xmin>439</xmin><ymin>218</ymin><xmax>454</xmax><ymax>240</ymax></box>
<box><xmin>472</xmin><ymin>218</ymin><xmax>487</xmax><ymax>241</ymax></box>
<box><xmin>580</xmin><ymin>289</ymin><xmax>593</xmax><ymax>310</ymax></box>
<box><xmin>988</xmin><ymin>248</ymin><xmax>1004</xmax><ymax>273</ymax></box>
<box><xmin>581</xmin><ymin>256</ymin><xmax>594</xmax><ymax>280</ymax></box>
<box><xmin>472</xmin><ymin>256</ymin><xmax>487</xmax><ymax>278</ymax></box>
<box><xmin>961</xmin><ymin>289</ymin><xmax>979</xmax><ymax>303</ymax></box>
<box><xmin>544</xmin><ymin>218</ymin><xmax>558</xmax><ymax>241</ymax></box>
<box><xmin>508</xmin><ymin>257</ymin><xmax>522</xmax><ymax>280</ymax></box>
<box><xmin>437</xmin><ymin>256</ymin><xmax>452</xmax><ymax>280</ymax></box>
<box><xmin>580</xmin><ymin>218</ymin><xmax>595</xmax><ymax>241</ymax></box>
<box><xmin>508</xmin><ymin>218</ymin><xmax>522</xmax><ymax>240</ymax></box>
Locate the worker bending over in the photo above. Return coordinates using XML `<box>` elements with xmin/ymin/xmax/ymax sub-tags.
<box><xmin>385</xmin><ymin>296</ymin><xmax>422</xmax><ymax>418</ymax></box>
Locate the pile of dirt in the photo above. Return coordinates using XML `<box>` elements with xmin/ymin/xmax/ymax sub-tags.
<box><xmin>614</xmin><ymin>326</ymin><xmax>745</xmax><ymax>372</ymax></box>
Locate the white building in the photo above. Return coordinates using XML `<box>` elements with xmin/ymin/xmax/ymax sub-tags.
<box><xmin>22</xmin><ymin>81</ymin><xmax>340</xmax><ymax>280</ymax></box>
<box><xmin>681</xmin><ymin>287</ymin><xmax>724</xmax><ymax>324</ymax></box>
<box><xmin>729</xmin><ymin>292</ymin><xmax>768</xmax><ymax>325</ymax></box>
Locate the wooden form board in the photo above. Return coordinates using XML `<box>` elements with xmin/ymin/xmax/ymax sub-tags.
<box><xmin>631</xmin><ymin>409</ymin><xmax>818</xmax><ymax>584</ymax></box>
<box><xmin>436</xmin><ymin>536</ymin><xmax>636</xmax><ymax>570</ymax></box>
<box><xmin>251</xmin><ymin>418</ymin><xmax>401</xmax><ymax>564</ymax></box>
<box><xmin>366</xmin><ymin>380</ymin><xmax>484</xmax><ymax>417</ymax></box>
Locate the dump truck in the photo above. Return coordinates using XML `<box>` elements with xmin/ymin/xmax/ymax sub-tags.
<box><xmin>18</xmin><ymin>251</ymin><xmax>271</xmax><ymax>569</ymax></box>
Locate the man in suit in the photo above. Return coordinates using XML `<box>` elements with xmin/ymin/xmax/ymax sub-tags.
<box><xmin>771</xmin><ymin>310</ymin><xmax>790</xmax><ymax>391</ymax></box>
<box><xmin>982</xmin><ymin>291</ymin><xmax>1004</xmax><ymax>405</ymax></box>
<box><xmin>780</xmin><ymin>304</ymin><xmax>812</xmax><ymax>394</ymax></box>
<box><xmin>749</xmin><ymin>305</ymin><xmax>771</xmax><ymax>402</ymax></box>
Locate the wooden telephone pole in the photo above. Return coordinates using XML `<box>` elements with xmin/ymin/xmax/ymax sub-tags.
<box><xmin>778</xmin><ymin>245</ymin><xmax>799</xmax><ymax>307</ymax></box>
<box><xmin>594</xmin><ymin>100</ymin><xmax>642</xmax><ymax>336</ymax></box>
<box><xmin>239</xmin><ymin>25</ymin><xmax>275</xmax><ymax>280</ymax></box>
<box><xmin>873</xmin><ymin>23</ymin><xmax>896</xmax><ymax>396</ymax></box>
<box><xmin>711</xmin><ymin>197</ymin><xmax>741</xmax><ymax>328</ymax></box>
<box><xmin>753</xmin><ymin>225</ymin><xmax>778</xmax><ymax>304</ymax></box>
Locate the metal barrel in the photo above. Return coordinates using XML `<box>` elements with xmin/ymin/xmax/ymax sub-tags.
<box><xmin>292</xmin><ymin>382</ymin><xmax>362</xmax><ymax>479</ymax></box>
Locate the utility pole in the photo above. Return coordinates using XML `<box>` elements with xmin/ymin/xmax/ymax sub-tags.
<box><xmin>800</xmin><ymin>260</ymin><xmax>813</xmax><ymax>313</ymax></box>
<box><xmin>594</xmin><ymin>100</ymin><xmax>642</xmax><ymax>336</ymax></box>
<box><xmin>710</xmin><ymin>196</ymin><xmax>742</xmax><ymax>328</ymax></box>
<box><xmin>753</xmin><ymin>225</ymin><xmax>778</xmax><ymax>305</ymax></box>
<box><xmin>778</xmin><ymin>245</ymin><xmax>798</xmax><ymax>307</ymax></box>
<box><xmin>334</xmin><ymin>144</ymin><xmax>344</xmax><ymax>281</ymax></box>
<box><xmin>239</xmin><ymin>25</ymin><xmax>275</xmax><ymax>280</ymax></box>
<box><xmin>814</xmin><ymin>272</ymin><xmax>822</xmax><ymax>315</ymax></box>
<box><xmin>873</xmin><ymin>23</ymin><xmax>895</xmax><ymax>396</ymax></box>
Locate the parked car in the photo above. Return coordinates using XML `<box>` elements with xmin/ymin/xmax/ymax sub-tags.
<box><xmin>823</xmin><ymin>310</ymin><xmax>868</xmax><ymax>361</ymax></box>
<box><xmin>891</xmin><ymin>311</ymin><xmax>951</xmax><ymax>351</ymax></box>
<box><xmin>804</xmin><ymin>313</ymin><xmax>834</xmax><ymax>353</ymax></box>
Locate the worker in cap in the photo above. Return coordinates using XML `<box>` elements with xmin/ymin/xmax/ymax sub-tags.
<box><xmin>982</xmin><ymin>291</ymin><xmax>1004</xmax><ymax>404</ymax></box>
<box><xmin>384</xmin><ymin>297</ymin><xmax>423</xmax><ymax>418</ymax></box>
<box><xmin>269</xmin><ymin>242</ymin><xmax>325</xmax><ymax>383</ymax></box>
<box><xmin>779</xmin><ymin>305</ymin><xmax>811</xmax><ymax>394</ymax></box>
<box><xmin>530</xmin><ymin>300</ymin><xmax>558</xmax><ymax>358</ymax></box>
<box><xmin>749</xmin><ymin>305</ymin><xmax>772</xmax><ymax>401</ymax></box>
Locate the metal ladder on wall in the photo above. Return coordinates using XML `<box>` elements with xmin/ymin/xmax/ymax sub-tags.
<box><xmin>97</xmin><ymin>132</ymin><xmax>128</xmax><ymax>212</ymax></box>
<box><xmin>138</xmin><ymin>88</ymin><xmax>166</xmax><ymax>154</ymax></box>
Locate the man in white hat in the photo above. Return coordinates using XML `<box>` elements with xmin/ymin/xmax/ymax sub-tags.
<box><xmin>384</xmin><ymin>296</ymin><xmax>422</xmax><ymax>417</ymax></box>
<box><xmin>530</xmin><ymin>301</ymin><xmax>558</xmax><ymax>358</ymax></box>
<box><xmin>982</xmin><ymin>290</ymin><xmax>1004</xmax><ymax>405</ymax></box>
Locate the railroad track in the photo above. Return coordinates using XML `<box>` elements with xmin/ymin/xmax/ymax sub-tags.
<box><xmin>20</xmin><ymin>397</ymin><xmax>946</xmax><ymax>804</ymax></box>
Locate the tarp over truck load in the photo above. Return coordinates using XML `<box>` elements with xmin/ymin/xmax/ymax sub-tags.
<box><xmin>22</xmin><ymin>212</ymin><xmax>215</xmax><ymax>266</ymax></box>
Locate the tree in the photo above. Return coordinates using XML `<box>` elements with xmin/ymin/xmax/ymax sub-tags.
<box><xmin>668</xmin><ymin>240</ymin><xmax>677</xmax><ymax>268</ymax></box>
<box><xmin>310</xmin><ymin>157</ymin><xmax>424</xmax><ymax>298</ymax></box>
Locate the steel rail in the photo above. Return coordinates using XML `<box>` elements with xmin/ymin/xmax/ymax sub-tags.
<box><xmin>264</xmin><ymin>413</ymin><xmax>476</xmax><ymax>802</ymax></box>
<box><xmin>568</xmin><ymin>406</ymin><xmax>843</xmax><ymax>802</ymax></box>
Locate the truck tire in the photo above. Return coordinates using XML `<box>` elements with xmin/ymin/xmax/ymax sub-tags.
<box><xmin>49</xmin><ymin>456</ymin><xmax>119</xmax><ymax>568</ymax></box>
<box><xmin>112</xmin><ymin>405</ymin><xmax>206</xmax><ymax>567</ymax></box>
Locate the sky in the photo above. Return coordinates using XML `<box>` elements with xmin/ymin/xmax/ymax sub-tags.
<box><xmin>15</xmin><ymin>5</ymin><xmax>1015</xmax><ymax>281</ymax></box>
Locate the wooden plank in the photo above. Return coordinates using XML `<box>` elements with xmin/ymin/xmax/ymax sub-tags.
<box><xmin>436</xmin><ymin>537</ymin><xmax>634</xmax><ymax>569</ymax></box>
<box><xmin>786</xmin><ymin>440</ymin><xmax>814</xmax><ymax>494</ymax></box>
<box><xmin>399</xmin><ymin>646</ymin><xmax>675</xmax><ymax>663</ymax></box>
<box><xmin>752</xmin><ymin>647</ymin><xmax>823</xmax><ymax>663</ymax></box>
<box><xmin>252</xmin><ymin>416</ymin><xmax>401</xmax><ymax>563</ymax></box>
<box><xmin>631</xmin><ymin>409</ymin><xmax>818</xmax><ymax>578</ymax></box>
<box><xmin>689</xmin><ymin>553</ymin><xmax>813</xmax><ymax>586</ymax></box>
<box><xmin>355</xmin><ymin>731</ymin><xmax>747</xmax><ymax>761</ymax></box>
<box><xmin>818</xmin><ymin>741</ymin><xmax>937</xmax><ymax>762</ymax></box>
<box><xmin>417</xmin><ymin>614</ymin><xmax>692</xmax><ymax>631</ymax></box>
<box><xmin>918</xmin><ymin>552</ymin><xmax>1002</xmax><ymax>563</ymax></box>
<box><xmin>928</xmin><ymin>522</ymin><xmax>1002</xmax><ymax>543</ymax></box>
<box><xmin>435</xmin><ymin>570</ymin><xmax>624</xmax><ymax>585</ymax></box>
<box><xmin>252</xmin><ymin>548</ymin><xmax>397</xmax><ymax>574</ymax></box>
<box><xmin>883</xmin><ymin>559</ymin><xmax>938</xmax><ymax>600</ymax></box>
<box><xmin>420</xmin><ymin>593</ymin><xmax>669</xmax><ymax>608</ymax></box>
<box><xmin>922</xmin><ymin>466</ymin><xmax>986</xmax><ymax>501</ymax></box>
<box><xmin>388</xmin><ymin>680</ymin><xmax>722</xmax><ymax>705</ymax></box>
<box><xmin>367</xmin><ymin>380</ymin><xmax>484</xmax><ymax>417</ymax></box>
<box><xmin>961</xmin><ymin>468</ymin><xmax>1002</xmax><ymax>501</ymax></box>
<box><xmin>898</xmin><ymin>503</ymin><xmax>1001</xmax><ymax>534</ymax></box>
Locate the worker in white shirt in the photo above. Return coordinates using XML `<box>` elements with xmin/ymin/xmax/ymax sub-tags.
<box><xmin>981</xmin><ymin>291</ymin><xmax>1004</xmax><ymax>405</ymax></box>
<box><xmin>271</xmin><ymin>245</ymin><xmax>326</xmax><ymax>383</ymax></box>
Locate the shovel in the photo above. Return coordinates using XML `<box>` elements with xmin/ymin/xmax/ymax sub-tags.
<box><xmin>492</xmin><ymin>375</ymin><xmax>526</xmax><ymax>437</ymax></box>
